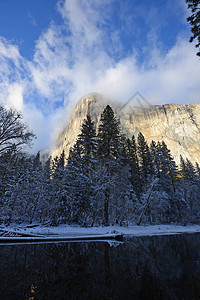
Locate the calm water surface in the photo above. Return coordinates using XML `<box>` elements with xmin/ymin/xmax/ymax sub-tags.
<box><xmin>1</xmin><ymin>233</ymin><xmax>200</xmax><ymax>300</ymax></box>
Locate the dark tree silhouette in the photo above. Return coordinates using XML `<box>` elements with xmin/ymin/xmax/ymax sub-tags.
<box><xmin>0</xmin><ymin>106</ymin><xmax>35</xmax><ymax>155</ymax></box>
<box><xmin>186</xmin><ymin>0</ymin><xmax>200</xmax><ymax>56</ymax></box>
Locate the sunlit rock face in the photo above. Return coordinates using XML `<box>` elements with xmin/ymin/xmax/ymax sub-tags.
<box><xmin>52</xmin><ymin>93</ymin><xmax>200</xmax><ymax>164</ymax></box>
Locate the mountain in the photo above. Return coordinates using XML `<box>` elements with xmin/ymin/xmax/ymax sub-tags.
<box><xmin>52</xmin><ymin>93</ymin><xmax>200</xmax><ymax>165</ymax></box>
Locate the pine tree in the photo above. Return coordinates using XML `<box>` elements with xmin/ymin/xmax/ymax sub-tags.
<box><xmin>186</xmin><ymin>0</ymin><xmax>200</xmax><ymax>56</ymax></box>
<box><xmin>96</xmin><ymin>105</ymin><xmax>122</xmax><ymax>225</ymax></box>
<box><xmin>0</xmin><ymin>151</ymin><xmax>17</xmax><ymax>201</ymax></box>
<box><xmin>76</xmin><ymin>115</ymin><xmax>97</xmax><ymax>177</ymax></box>
<box><xmin>180</xmin><ymin>155</ymin><xmax>187</xmax><ymax>182</ymax></box>
<box><xmin>51</xmin><ymin>150</ymin><xmax>66</xmax><ymax>224</ymax></box>
<box><xmin>179</xmin><ymin>156</ymin><xmax>200</xmax><ymax>222</ymax></box>
<box><xmin>159</xmin><ymin>141</ymin><xmax>178</xmax><ymax>194</ymax></box>
<box><xmin>150</xmin><ymin>140</ymin><xmax>162</xmax><ymax>176</ymax></box>
<box><xmin>61</xmin><ymin>117</ymin><xmax>97</xmax><ymax>225</ymax></box>
<box><xmin>41</xmin><ymin>157</ymin><xmax>54</xmax><ymax>224</ymax></box>
<box><xmin>137</xmin><ymin>132</ymin><xmax>153</xmax><ymax>183</ymax></box>
<box><xmin>97</xmin><ymin>105</ymin><xmax>121</xmax><ymax>159</ymax></box>
<box><xmin>1</xmin><ymin>152</ymin><xmax>25</xmax><ymax>223</ymax></box>
<box><xmin>180</xmin><ymin>155</ymin><xmax>197</xmax><ymax>183</ymax></box>
<box><xmin>77</xmin><ymin>115</ymin><xmax>96</xmax><ymax>158</ymax></box>
<box><xmin>62</xmin><ymin>141</ymin><xmax>93</xmax><ymax>225</ymax></box>
<box><xmin>185</xmin><ymin>158</ymin><xmax>197</xmax><ymax>182</ymax></box>
<box><xmin>53</xmin><ymin>150</ymin><xmax>65</xmax><ymax>180</ymax></box>
<box><xmin>125</xmin><ymin>136</ymin><xmax>141</xmax><ymax>196</ymax></box>
<box><xmin>2</xmin><ymin>153</ymin><xmax>44</xmax><ymax>224</ymax></box>
<box><xmin>195</xmin><ymin>162</ymin><xmax>200</xmax><ymax>188</ymax></box>
<box><xmin>33</xmin><ymin>151</ymin><xmax>42</xmax><ymax>169</ymax></box>
<box><xmin>195</xmin><ymin>162</ymin><xmax>200</xmax><ymax>177</ymax></box>
<box><xmin>29</xmin><ymin>152</ymin><xmax>44</xmax><ymax>224</ymax></box>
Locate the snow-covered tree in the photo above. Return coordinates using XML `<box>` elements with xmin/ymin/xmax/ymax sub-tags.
<box><xmin>77</xmin><ymin>115</ymin><xmax>96</xmax><ymax>158</ymax></box>
<box><xmin>96</xmin><ymin>105</ymin><xmax>123</xmax><ymax>225</ymax></box>
<box><xmin>158</xmin><ymin>141</ymin><xmax>178</xmax><ymax>194</ymax></box>
<box><xmin>97</xmin><ymin>105</ymin><xmax>121</xmax><ymax>159</ymax></box>
<box><xmin>179</xmin><ymin>155</ymin><xmax>200</xmax><ymax>222</ymax></box>
<box><xmin>137</xmin><ymin>132</ymin><xmax>153</xmax><ymax>184</ymax></box>
<box><xmin>125</xmin><ymin>136</ymin><xmax>141</xmax><ymax>196</ymax></box>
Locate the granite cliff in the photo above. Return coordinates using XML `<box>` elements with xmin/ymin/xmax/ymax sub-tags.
<box><xmin>52</xmin><ymin>93</ymin><xmax>200</xmax><ymax>165</ymax></box>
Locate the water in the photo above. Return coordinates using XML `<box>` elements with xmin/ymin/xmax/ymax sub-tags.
<box><xmin>1</xmin><ymin>233</ymin><xmax>200</xmax><ymax>299</ymax></box>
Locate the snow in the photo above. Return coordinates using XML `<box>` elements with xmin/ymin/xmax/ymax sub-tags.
<box><xmin>1</xmin><ymin>224</ymin><xmax>200</xmax><ymax>239</ymax></box>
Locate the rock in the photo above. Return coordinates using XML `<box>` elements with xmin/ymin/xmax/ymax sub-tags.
<box><xmin>52</xmin><ymin>93</ymin><xmax>200</xmax><ymax>164</ymax></box>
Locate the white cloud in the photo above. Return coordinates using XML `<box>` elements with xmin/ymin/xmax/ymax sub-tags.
<box><xmin>7</xmin><ymin>83</ymin><xmax>24</xmax><ymax>110</ymax></box>
<box><xmin>0</xmin><ymin>37</ymin><xmax>22</xmax><ymax>67</ymax></box>
<box><xmin>30</xmin><ymin>0</ymin><xmax>200</xmax><ymax>106</ymax></box>
<box><xmin>0</xmin><ymin>37</ymin><xmax>27</xmax><ymax>111</ymax></box>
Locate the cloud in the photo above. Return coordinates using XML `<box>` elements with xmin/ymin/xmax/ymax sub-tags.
<box><xmin>0</xmin><ymin>37</ymin><xmax>28</xmax><ymax>122</ymax></box>
<box><xmin>0</xmin><ymin>0</ymin><xmax>200</xmax><ymax>153</ymax></box>
<box><xmin>28</xmin><ymin>13</ymin><xmax>37</xmax><ymax>27</ymax></box>
<box><xmin>7</xmin><ymin>83</ymin><xmax>24</xmax><ymax>110</ymax></box>
<box><xmin>30</xmin><ymin>0</ymin><xmax>200</xmax><ymax>105</ymax></box>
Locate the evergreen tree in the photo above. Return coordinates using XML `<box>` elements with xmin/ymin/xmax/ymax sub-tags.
<box><xmin>62</xmin><ymin>141</ymin><xmax>93</xmax><ymax>225</ymax></box>
<box><xmin>180</xmin><ymin>155</ymin><xmax>197</xmax><ymax>183</ymax></box>
<box><xmin>179</xmin><ymin>156</ymin><xmax>200</xmax><ymax>222</ymax></box>
<box><xmin>2</xmin><ymin>153</ymin><xmax>44</xmax><ymax>224</ymax></box>
<box><xmin>51</xmin><ymin>150</ymin><xmax>66</xmax><ymax>224</ymax></box>
<box><xmin>125</xmin><ymin>136</ymin><xmax>141</xmax><ymax>196</ymax></box>
<box><xmin>29</xmin><ymin>152</ymin><xmax>44</xmax><ymax>224</ymax></box>
<box><xmin>76</xmin><ymin>115</ymin><xmax>97</xmax><ymax>177</ymax></box>
<box><xmin>180</xmin><ymin>155</ymin><xmax>187</xmax><ymax>182</ymax></box>
<box><xmin>77</xmin><ymin>115</ymin><xmax>96</xmax><ymax>158</ymax></box>
<box><xmin>1</xmin><ymin>152</ymin><xmax>25</xmax><ymax>223</ymax></box>
<box><xmin>61</xmin><ymin>115</ymin><xmax>98</xmax><ymax>225</ymax></box>
<box><xmin>159</xmin><ymin>141</ymin><xmax>178</xmax><ymax>194</ymax></box>
<box><xmin>195</xmin><ymin>162</ymin><xmax>200</xmax><ymax>188</ymax></box>
<box><xmin>195</xmin><ymin>162</ymin><xmax>200</xmax><ymax>177</ymax></box>
<box><xmin>33</xmin><ymin>151</ymin><xmax>42</xmax><ymax>169</ymax></box>
<box><xmin>150</xmin><ymin>140</ymin><xmax>162</xmax><ymax>176</ymax></box>
<box><xmin>137</xmin><ymin>132</ymin><xmax>153</xmax><ymax>183</ymax></box>
<box><xmin>96</xmin><ymin>105</ymin><xmax>122</xmax><ymax>225</ymax></box>
<box><xmin>53</xmin><ymin>150</ymin><xmax>65</xmax><ymax>180</ymax></box>
<box><xmin>186</xmin><ymin>0</ymin><xmax>200</xmax><ymax>56</ymax></box>
<box><xmin>185</xmin><ymin>158</ymin><xmax>197</xmax><ymax>182</ymax></box>
<box><xmin>97</xmin><ymin>105</ymin><xmax>121</xmax><ymax>159</ymax></box>
<box><xmin>0</xmin><ymin>151</ymin><xmax>17</xmax><ymax>201</ymax></box>
<box><xmin>40</xmin><ymin>157</ymin><xmax>54</xmax><ymax>224</ymax></box>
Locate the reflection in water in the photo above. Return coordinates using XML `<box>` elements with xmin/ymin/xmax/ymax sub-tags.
<box><xmin>1</xmin><ymin>234</ymin><xmax>200</xmax><ymax>299</ymax></box>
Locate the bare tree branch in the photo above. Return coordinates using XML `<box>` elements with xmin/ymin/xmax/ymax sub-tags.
<box><xmin>0</xmin><ymin>106</ymin><xmax>36</xmax><ymax>155</ymax></box>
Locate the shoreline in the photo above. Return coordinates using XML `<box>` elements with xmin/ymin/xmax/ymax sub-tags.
<box><xmin>1</xmin><ymin>224</ymin><xmax>200</xmax><ymax>240</ymax></box>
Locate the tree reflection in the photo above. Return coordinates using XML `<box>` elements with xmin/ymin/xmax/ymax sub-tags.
<box><xmin>0</xmin><ymin>234</ymin><xmax>200</xmax><ymax>299</ymax></box>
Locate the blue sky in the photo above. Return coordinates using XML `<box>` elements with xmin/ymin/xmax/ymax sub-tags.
<box><xmin>0</xmin><ymin>0</ymin><xmax>199</xmax><ymax>152</ymax></box>
<box><xmin>0</xmin><ymin>0</ymin><xmax>60</xmax><ymax>59</ymax></box>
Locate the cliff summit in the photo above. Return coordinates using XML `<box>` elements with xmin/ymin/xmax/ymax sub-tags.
<box><xmin>52</xmin><ymin>93</ymin><xmax>200</xmax><ymax>164</ymax></box>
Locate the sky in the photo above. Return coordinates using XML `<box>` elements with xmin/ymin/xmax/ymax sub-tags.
<box><xmin>0</xmin><ymin>0</ymin><xmax>200</xmax><ymax>153</ymax></box>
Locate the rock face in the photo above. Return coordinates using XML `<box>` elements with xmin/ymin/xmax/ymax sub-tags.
<box><xmin>52</xmin><ymin>93</ymin><xmax>200</xmax><ymax>165</ymax></box>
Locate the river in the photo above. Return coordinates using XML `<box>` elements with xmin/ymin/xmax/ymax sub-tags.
<box><xmin>1</xmin><ymin>233</ymin><xmax>200</xmax><ymax>299</ymax></box>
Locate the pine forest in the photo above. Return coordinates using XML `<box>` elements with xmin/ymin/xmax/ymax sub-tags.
<box><xmin>1</xmin><ymin>104</ymin><xmax>200</xmax><ymax>226</ymax></box>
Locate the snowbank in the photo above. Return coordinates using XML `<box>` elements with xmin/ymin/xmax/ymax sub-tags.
<box><xmin>1</xmin><ymin>224</ymin><xmax>200</xmax><ymax>239</ymax></box>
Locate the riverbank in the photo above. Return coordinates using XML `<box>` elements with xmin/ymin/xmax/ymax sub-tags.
<box><xmin>1</xmin><ymin>224</ymin><xmax>200</xmax><ymax>239</ymax></box>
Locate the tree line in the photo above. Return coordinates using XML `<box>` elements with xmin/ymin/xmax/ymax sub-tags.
<box><xmin>1</xmin><ymin>104</ymin><xmax>200</xmax><ymax>226</ymax></box>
